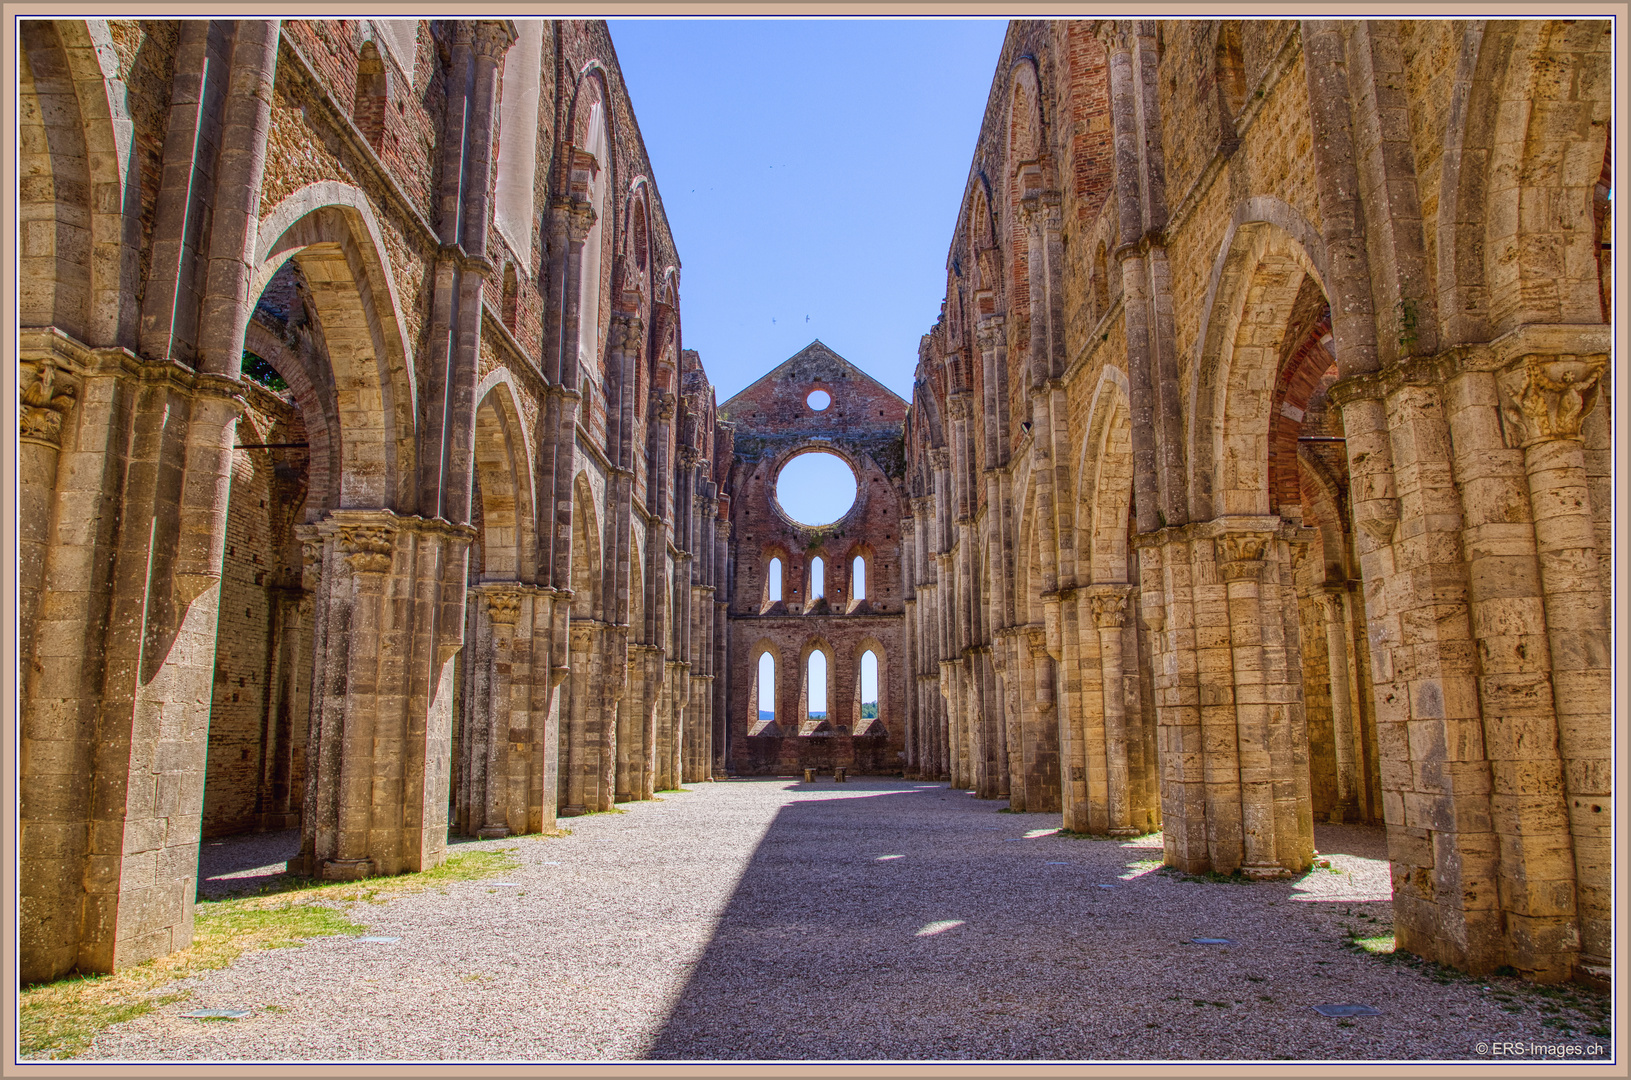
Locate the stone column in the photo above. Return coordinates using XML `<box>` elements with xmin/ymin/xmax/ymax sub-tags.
<box><xmin>561</xmin><ymin>622</ymin><xmax>596</xmax><ymax>816</ymax></box>
<box><xmin>294</xmin><ymin>510</ymin><xmax>471</xmax><ymax>880</ymax></box>
<box><xmin>256</xmin><ymin>585</ymin><xmax>310</xmax><ymax>830</ymax></box>
<box><xmin>18</xmin><ymin>358</ymin><xmax>78</xmax><ymax>665</ymax></box>
<box><xmin>1023</xmin><ymin>626</ymin><xmax>1060</xmax><ymax>813</ymax></box>
<box><xmin>1500</xmin><ymin>350</ymin><xmax>1611</xmax><ymax>980</ymax></box>
<box><xmin>1093</xmin><ymin>588</ymin><xmax>1134</xmax><ymax>835</ymax></box>
<box><xmin>1319</xmin><ymin>587</ymin><xmax>1361</xmax><ymax>823</ymax></box>
<box><xmin>478</xmin><ymin>587</ymin><xmax>522</xmax><ymax>838</ymax></box>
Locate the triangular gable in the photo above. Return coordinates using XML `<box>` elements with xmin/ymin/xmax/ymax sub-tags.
<box><xmin>719</xmin><ymin>340</ymin><xmax>910</xmax><ymax>415</ymax></box>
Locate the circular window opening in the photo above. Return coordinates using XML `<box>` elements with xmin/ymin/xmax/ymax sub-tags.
<box><xmin>806</xmin><ymin>389</ymin><xmax>831</xmax><ymax>411</ymax></box>
<box><xmin>775</xmin><ymin>450</ymin><xmax>856</xmax><ymax>527</ymax></box>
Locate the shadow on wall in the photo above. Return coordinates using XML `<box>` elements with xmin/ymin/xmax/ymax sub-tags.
<box><xmin>643</xmin><ymin>779</ymin><xmax>1395</xmax><ymax>1061</ymax></box>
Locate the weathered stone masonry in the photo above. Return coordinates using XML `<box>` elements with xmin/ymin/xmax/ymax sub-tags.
<box><xmin>18</xmin><ymin>18</ymin><xmax>732</xmax><ymax>983</ymax></box>
<box><xmin>17</xmin><ymin>17</ymin><xmax>1615</xmax><ymax>993</ymax></box>
<box><xmin>900</xmin><ymin>19</ymin><xmax>1613</xmax><ymax>984</ymax></box>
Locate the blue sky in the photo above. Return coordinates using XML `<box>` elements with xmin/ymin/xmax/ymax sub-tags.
<box><xmin>609</xmin><ymin>19</ymin><xmax>1010</xmax><ymax>404</ymax></box>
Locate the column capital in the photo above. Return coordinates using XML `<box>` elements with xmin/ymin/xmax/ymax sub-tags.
<box><xmin>1090</xmin><ymin>589</ymin><xmax>1129</xmax><ymax>629</ymax></box>
<box><xmin>18</xmin><ymin>360</ymin><xmax>78</xmax><ymax>448</ymax></box>
<box><xmin>555</xmin><ymin>196</ymin><xmax>598</xmax><ymax>245</ymax></box>
<box><xmin>470</xmin><ymin>20</ymin><xmax>514</xmax><ymax>60</ymax></box>
<box><xmin>337</xmin><ymin>521</ymin><xmax>396</xmax><ymax>575</ymax></box>
<box><xmin>478</xmin><ymin>586</ymin><xmax>525</xmax><ymax>625</ymax></box>
<box><xmin>1216</xmin><ymin>531</ymin><xmax>1272</xmax><ymax>581</ymax></box>
<box><xmin>1498</xmin><ymin>353</ymin><xmax>1608</xmax><ymax>447</ymax></box>
<box><xmin>295</xmin><ymin>524</ymin><xmax>324</xmax><ymax>590</ymax></box>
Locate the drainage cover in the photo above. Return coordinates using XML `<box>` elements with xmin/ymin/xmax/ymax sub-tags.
<box><xmin>357</xmin><ymin>936</ymin><xmax>400</xmax><ymax>944</ymax></box>
<box><xmin>1191</xmin><ymin>938</ymin><xmax>1234</xmax><ymax>945</ymax></box>
<box><xmin>1044</xmin><ymin>861</ymin><xmax>1071</xmax><ymax>865</ymax></box>
<box><xmin>181</xmin><ymin>1008</ymin><xmax>250</xmax><ymax>1019</ymax></box>
<box><xmin>1313</xmin><ymin>1004</ymin><xmax>1381</xmax><ymax>1017</ymax></box>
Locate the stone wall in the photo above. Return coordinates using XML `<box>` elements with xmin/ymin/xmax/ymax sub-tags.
<box><xmin>901</xmin><ymin>18</ymin><xmax>1613</xmax><ymax>985</ymax></box>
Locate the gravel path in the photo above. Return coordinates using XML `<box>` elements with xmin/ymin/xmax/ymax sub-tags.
<box><xmin>80</xmin><ymin>778</ymin><xmax>1611</xmax><ymax>1063</ymax></box>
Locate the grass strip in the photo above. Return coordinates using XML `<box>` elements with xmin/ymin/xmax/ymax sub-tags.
<box><xmin>20</xmin><ymin>847</ymin><xmax>522</xmax><ymax>1060</ymax></box>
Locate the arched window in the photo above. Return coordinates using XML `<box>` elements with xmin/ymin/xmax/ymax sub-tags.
<box><xmin>767</xmin><ymin>557</ymin><xmax>783</xmax><ymax>602</ymax></box>
<box><xmin>860</xmin><ymin>650</ymin><xmax>879</xmax><ymax>722</ymax></box>
<box><xmin>810</xmin><ymin>556</ymin><xmax>825</xmax><ymax>599</ymax></box>
<box><xmin>578</xmin><ymin>96</ymin><xmax>609</xmax><ymax>373</ymax></box>
<box><xmin>807</xmin><ymin>651</ymin><xmax>828</xmax><ymax>720</ymax></box>
<box><xmin>758</xmin><ymin>652</ymin><xmax>775</xmax><ymax>723</ymax></box>
<box><xmin>851</xmin><ymin>555</ymin><xmax>866</xmax><ymax>600</ymax></box>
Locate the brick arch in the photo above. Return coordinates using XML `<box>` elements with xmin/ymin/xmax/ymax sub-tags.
<box><xmin>252</xmin><ymin>183</ymin><xmax>418</xmax><ymax>511</ymax></box>
<box><xmin>1298</xmin><ymin>449</ymin><xmax>1350</xmax><ymax>583</ymax></box>
<box><xmin>569</xmin><ymin>472</ymin><xmax>602</xmax><ymax>621</ymax></box>
<box><xmin>563</xmin><ymin>64</ymin><xmax>616</xmax><ymax>387</ymax></box>
<box><xmin>1076</xmin><ymin>367</ymin><xmax>1134</xmax><ymax>585</ymax></box>
<box><xmin>471</xmin><ymin>375</ymin><xmax>539</xmax><ymax>583</ymax></box>
<box><xmin>1264</xmin><ymin>290</ymin><xmax>1335</xmax><ymax>518</ymax></box>
<box><xmin>1186</xmin><ymin>208</ymin><xmax>1329</xmax><ymax>521</ymax></box>
<box><xmin>1015</xmin><ymin>465</ymin><xmax>1046</xmax><ymax>625</ymax></box>
<box><xmin>242</xmin><ymin>317</ymin><xmax>339</xmax><ymax>520</ymax></box>
<box><xmin>628</xmin><ymin>524</ymin><xmax>645</xmax><ymax>642</ymax></box>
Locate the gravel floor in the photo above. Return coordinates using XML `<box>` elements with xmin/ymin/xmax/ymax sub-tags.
<box><xmin>79</xmin><ymin>778</ymin><xmax>1611</xmax><ymax>1063</ymax></box>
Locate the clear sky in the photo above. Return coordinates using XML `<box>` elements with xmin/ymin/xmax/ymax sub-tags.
<box><xmin>608</xmin><ymin>18</ymin><xmax>1011</xmax><ymax>404</ymax></box>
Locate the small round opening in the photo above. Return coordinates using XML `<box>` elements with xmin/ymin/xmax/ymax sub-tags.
<box><xmin>775</xmin><ymin>450</ymin><xmax>857</xmax><ymax>526</ymax></box>
<box><xmin>806</xmin><ymin>389</ymin><xmax>831</xmax><ymax>411</ymax></box>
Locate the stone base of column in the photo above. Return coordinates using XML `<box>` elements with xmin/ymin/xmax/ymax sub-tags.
<box><xmin>1576</xmin><ymin>957</ymin><xmax>1610</xmax><ymax>992</ymax></box>
<box><xmin>560</xmin><ymin>804</ymin><xmax>587</xmax><ymax>817</ymax></box>
<box><xmin>477</xmin><ymin>826</ymin><xmax>511</xmax><ymax>839</ymax></box>
<box><xmin>1240</xmin><ymin>863</ymin><xmax>1293</xmax><ymax>880</ymax></box>
<box><xmin>1108</xmin><ymin>827</ymin><xmax>1143</xmax><ymax>837</ymax></box>
<box><xmin>320</xmin><ymin>858</ymin><xmax>377</xmax><ymax>881</ymax></box>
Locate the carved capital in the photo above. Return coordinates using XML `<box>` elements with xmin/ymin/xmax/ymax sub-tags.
<box><xmin>654</xmin><ymin>391</ymin><xmax>677</xmax><ymax>422</ymax></box>
<box><xmin>559</xmin><ymin>197</ymin><xmax>597</xmax><ymax>245</ymax></box>
<box><xmin>19</xmin><ymin>361</ymin><xmax>77</xmax><ymax>447</ymax></box>
<box><xmin>927</xmin><ymin>447</ymin><xmax>951</xmax><ymax>471</ymax></box>
<box><xmin>1091</xmin><ymin>591</ymin><xmax>1128</xmax><ymax>629</ymax></box>
<box><xmin>945</xmin><ymin>393</ymin><xmax>972</xmax><ymax>421</ymax></box>
<box><xmin>1217</xmin><ymin>532</ymin><xmax>1270</xmax><ymax>581</ymax></box>
<box><xmin>295</xmin><ymin>525</ymin><xmax>324</xmax><ymax>591</ymax></box>
<box><xmin>975</xmin><ymin>315</ymin><xmax>1006</xmax><ymax>352</ymax></box>
<box><xmin>470</xmin><ymin>20</ymin><xmax>513</xmax><ymax>59</ymax></box>
<box><xmin>1498</xmin><ymin>353</ymin><xmax>1607</xmax><ymax>447</ymax></box>
<box><xmin>338</xmin><ymin>521</ymin><xmax>396</xmax><ymax>575</ymax></box>
<box><xmin>484</xmin><ymin>588</ymin><xmax>524</xmax><ymax>625</ymax></box>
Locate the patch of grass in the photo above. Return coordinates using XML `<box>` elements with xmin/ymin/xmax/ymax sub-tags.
<box><xmin>1348</xmin><ymin>933</ymin><xmax>1396</xmax><ymax>955</ymax></box>
<box><xmin>1056</xmin><ymin>829</ymin><xmax>1162</xmax><ymax>843</ymax></box>
<box><xmin>20</xmin><ymin>899</ymin><xmax>363</xmax><ymax>1060</ymax></box>
<box><xmin>655</xmin><ymin>787</ymin><xmax>691</xmax><ymax>794</ymax></box>
<box><xmin>19</xmin><ymin>848</ymin><xmax>524</xmax><ymax>1060</ymax></box>
<box><xmin>1158</xmin><ymin>865</ymin><xmax>1254</xmax><ymax>885</ymax></box>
